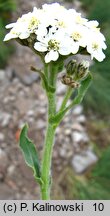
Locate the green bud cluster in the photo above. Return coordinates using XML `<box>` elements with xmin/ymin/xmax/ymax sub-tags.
<box><xmin>66</xmin><ymin>60</ymin><xmax>77</xmax><ymax>76</ymax></box>
<box><xmin>76</xmin><ymin>60</ymin><xmax>89</xmax><ymax>80</ymax></box>
<box><xmin>61</xmin><ymin>74</ymin><xmax>80</xmax><ymax>88</ymax></box>
<box><xmin>61</xmin><ymin>60</ymin><xmax>90</xmax><ymax>88</ymax></box>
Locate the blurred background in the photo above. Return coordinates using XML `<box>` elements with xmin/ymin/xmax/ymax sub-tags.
<box><xmin>0</xmin><ymin>0</ymin><xmax>110</xmax><ymax>199</ymax></box>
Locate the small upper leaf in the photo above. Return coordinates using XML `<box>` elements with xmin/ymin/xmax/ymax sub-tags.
<box><xmin>73</xmin><ymin>72</ymin><xmax>92</xmax><ymax>105</ymax></box>
<box><xmin>49</xmin><ymin>72</ymin><xmax>92</xmax><ymax>125</ymax></box>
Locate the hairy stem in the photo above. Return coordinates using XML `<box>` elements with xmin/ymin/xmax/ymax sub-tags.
<box><xmin>41</xmin><ymin>123</ymin><xmax>55</xmax><ymax>200</ymax></box>
<box><xmin>40</xmin><ymin>63</ymin><xmax>57</xmax><ymax>200</ymax></box>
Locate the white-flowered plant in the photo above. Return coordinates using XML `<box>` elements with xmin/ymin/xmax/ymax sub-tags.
<box><xmin>4</xmin><ymin>2</ymin><xmax>106</xmax><ymax>63</ymax></box>
<box><xmin>4</xmin><ymin>3</ymin><xmax>107</xmax><ymax>200</ymax></box>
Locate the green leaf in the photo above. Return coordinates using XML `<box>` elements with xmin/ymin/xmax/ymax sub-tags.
<box><xmin>49</xmin><ymin>73</ymin><xmax>92</xmax><ymax>125</ymax></box>
<box><xmin>73</xmin><ymin>72</ymin><xmax>92</xmax><ymax>105</ymax></box>
<box><xmin>19</xmin><ymin>124</ymin><xmax>42</xmax><ymax>184</ymax></box>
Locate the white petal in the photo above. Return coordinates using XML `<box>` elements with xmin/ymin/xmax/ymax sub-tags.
<box><xmin>86</xmin><ymin>20</ymin><xmax>99</xmax><ymax>28</ymax></box>
<box><xmin>102</xmin><ymin>41</ymin><xmax>107</xmax><ymax>50</ymax></box>
<box><xmin>45</xmin><ymin>51</ymin><xmax>59</xmax><ymax>63</ymax></box>
<box><xmin>37</xmin><ymin>35</ymin><xmax>48</xmax><ymax>44</ymax></box>
<box><xmin>36</xmin><ymin>25</ymin><xmax>47</xmax><ymax>36</ymax></box>
<box><xmin>71</xmin><ymin>43</ymin><xmax>79</xmax><ymax>54</ymax></box>
<box><xmin>3</xmin><ymin>33</ymin><xmax>18</xmax><ymax>41</ymax></box>
<box><xmin>5</xmin><ymin>23</ymin><xmax>16</xmax><ymax>29</ymax></box>
<box><xmin>34</xmin><ymin>42</ymin><xmax>47</xmax><ymax>52</ymax></box>
<box><xmin>33</xmin><ymin>7</ymin><xmax>38</xmax><ymax>13</ymax></box>
<box><xmin>86</xmin><ymin>45</ymin><xmax>93</xmax><ymax>54</ymax></box>
<box><xmin>93</xmin><ymin>51</ymin><xmax>105</xmax><ymax>62</ymax></box>
<box><xmin>19</xmin><ymin>32</ymin><xmax>30</xmax><ymax>39</ymax></box>
<box><xmin>59</xmin><ymin>46</ymin><xmax>71</xmax><ymax>55</ymax></box>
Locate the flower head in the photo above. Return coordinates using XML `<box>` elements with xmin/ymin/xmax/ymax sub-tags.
<box><xmin>4</xmin><ymin>2</ymin><xmax>107</xmax><ymax>63</ymax></box>
<box><xmin>34</xmin><ymin>28</ymin><xmax>72</xmax><ymax>63</ymax></box>
<box><xmin>86</xmin><ymin>31</ymin><xmax>107</xmax><ymax>62</ymax></box>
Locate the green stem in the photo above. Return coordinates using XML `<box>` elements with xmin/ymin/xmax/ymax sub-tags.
<box><xmin>40</xmin><ymin>63</ymin><xmax>57</xmax><ymax>200</ymax></box>
<box><xmin>44</xmin><ymin>63</ymin><xmax>49</xmax><ymax>79</ymax></box>
<box><xmin>60</xmin><ymin>87</ymin><xmax>73</xmax><ymax>111</ymax></box>
<box><xmin>41</xmin><ymin>123</ymin><xmax>55</xmax><ymax>200</ymax></box>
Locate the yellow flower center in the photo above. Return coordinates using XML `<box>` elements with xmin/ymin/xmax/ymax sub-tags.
<box><xmin>28</xmin><ymin>17</ymin><xmax>40</xmax><ymax>30</ymax></box>
<box><xmin>92</xmin><ymin>43</ymin><xmax>99</xmax><ymax>51</ymax></box>
<box><xmin>71</xmin><ymin>32</ymin><xmax>82</xmax><ymax>41</ymax></box>
<box><xmin>48</xmin><ymin>39</ymin><xmax>60</xmax><ymax>51</ymax></box>
<box><xmin>57</xmin><ymin>21</ymin><xmax>66</xmax><ymax>28</ymax></box>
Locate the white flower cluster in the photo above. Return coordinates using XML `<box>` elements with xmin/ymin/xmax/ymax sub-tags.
<box><xmin>4</xmin><ymin>3</ymin><xmax>107</xmax><ymax>63</ymax></box>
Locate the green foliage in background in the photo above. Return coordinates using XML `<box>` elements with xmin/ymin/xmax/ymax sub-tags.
<box><xmin>0</xmin><ymin>0</ymin><xmax>16</xmax><ymax>68</ymax></box>
<box><xmin>65</xmin><ymin>146</ymin><xmax>110</xmax><ymax>199</ymax></box>
<box><xmin>80</xmin><ymin>0</ymin><xmax>110</xmax><ymax>115</ymax></box>
<box><xmin>79</xmin><ymin>147</ymin><xmax>110</xmax><ymax>199</ymax></box>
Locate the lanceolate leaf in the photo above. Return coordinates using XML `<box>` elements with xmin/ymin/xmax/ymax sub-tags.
<box><xmin>19</xmin><ymin>124</ymin><xmax>42</xmax><ymax>184</ymax></box>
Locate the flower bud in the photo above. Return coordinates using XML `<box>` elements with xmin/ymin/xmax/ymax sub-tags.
<box><xmin>66</xmin><ymin>60</ymin><xmax>77</xmax><ymax>76</ymax></box>
<box><xmin>77</xmin><ymin>61</ymin><xmax>90</xmax><ymax>80</ymax></box>
<box><xmin>61</xmin><ymin>75</ymin><xmax>72</xmax><ymax>85</ymax></box>
<box><xmin>70</xmin><ymin>81</ymin><xmax>80</xmax><ymax>88</ymax></box>
<box><xmin>61</xmin><ymin>74</ymin><xmax>79</xmax><ymax>88</ymax></box>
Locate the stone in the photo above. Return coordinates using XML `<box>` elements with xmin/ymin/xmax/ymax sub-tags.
<box><xmin>72</xmin><ymin>105</ymin><xmax>83</xmax><ymax>115</ymax></box>
<box><xmin>16</xmin><ymin>98</ymin><xmax>33</xmax><ymax>115</ymax></box>
<box><xmin>71</xmin><ymin>149</ymin><xmax>98</xmax><ymax>173</ymax></box>
<box><xmin>0</xmin><ymin>148</ymin><xmax>8</xmax><ymax>170</ymax></box>
<box><xmin>3</xmin><ymin>97</ymin><xmax>10</xmax><ymax>104</ymax></box>
<box><xmin>64</xmin><ymin>129</ymin><xmax>71</xmax><ymax>136</ymax></box>
<box><xmin>59</xmin><ymin>147</ymin><xmax>73</xmax><ymax>159</ymax></box>
<box><xmin>13</xmin><ymin>77</ymin><xmax>19</xmax><ymax>83</ymax></box>
<box><xmin>27</xmin><ymin>110</ymin><xmax>34</xmax><ymax>117</ymax></box>
<box><xmin>9</xmin><ymin>96</ymin><xmax>15</xmax><ymax>101</ymax></box>
<box><xmin>19</xmin><ymin>73</ymin><xmax>39</xmax><ymax>86</ymax></box>
<box><xmin>39</xmin><ymin>107</ymin><xmax>46</xmax><ymax>115</ymax></box>
<box><xmin>36</xmin><ymin>119</ymin><xmax>45</xmax><ymax>130</ymax></box>
<box><xmin>72</xmin><ymin>131</ymin><xmax>89</xmax><ymax>143</ymax></box>
<box><xmin>0</xmin><ymin>148</ymin><xmax>5</xmax><ymax>159</ymax></box>
<box><xmin>0</xmin><ymin>113</ymin><xmax>11</xmax><ymax>127</ymax></box>
<box><xmin>28</xmin><ymin>117</ymin><xmax>34</xmax><ymax>123</ymax></box>
<box><xmin>53</xmin><ymin>150</ymin><xmax>58</xmax><ymax>159</ymax></box>
<box><xmin>72</xmin><ymin>123</ymin><xmax>84</xmax><ymax>132</ymax></box>
<box><xmin>9</xmin><ymin>45</ymin><xmax>42</xmax><ymax>86</ymax></box>
<box><xmin>0</xmin><ymin>133</ymin><xmax>5</xmax><ymax>142</ymax></box>
<box><xmin>76</xmin><ymin>115</ymin><xmax>86</xmax><ymax>124</ymax></box>
<box><xmin>0</xmin><ymin>143</ymin><xmax>7</xmax><ymax>149</ymax></box>
<box><xmin>59</xmin><ymin>148</ymin><xmax>67</xmax><ymax>158</ymax></box>
<box><xmin>5</xmin><ymin>68</ymin><xmax>15</xmax><ymax>81</ymax></box>
<box><xmin>7</xmin><ymin>165</ymin><xmax>15</xmax><ymax>176</ymax></box>
<box><xmin>57</xmin><ymin>81</ymin><xmax>66</xmax><ymax>95</ymax></box>
<box><xmin>3</xmin><ymin>96</ymin><xmax>15</xmax><ymax>103</ymax></box>
<box><xmin>0</xmin><ymin>172</ymin><xmax>4</xmax><ymax>182</ymax></box>
<box><xmin>0</xmin><ymin>70</ymin><xmax>5</xmax><ymax>81</ymax></box>
<box><xmin>57</xmin><ymin>97</ymin><xmax>63</xmax><ymax>111</ymax></box>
